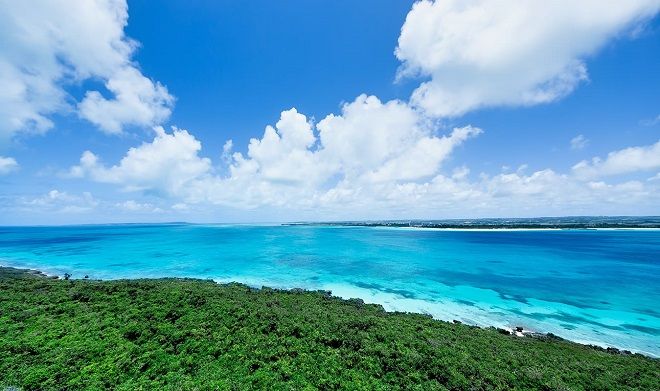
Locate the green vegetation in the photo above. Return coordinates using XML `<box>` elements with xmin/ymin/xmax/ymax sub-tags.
<box><xmin>1</xmin><ymin>267</ymin><xmax>658</xmax><ymax>390</ymax></box>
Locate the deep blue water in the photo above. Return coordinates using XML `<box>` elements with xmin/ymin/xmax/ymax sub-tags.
<box><xmin>1</xmin><ymin>224</ymin><xmax>658</xmax><ymax>356</ymax></box>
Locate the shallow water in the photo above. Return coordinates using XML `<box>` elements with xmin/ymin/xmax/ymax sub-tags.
<box><xmin>1</xmin><ymin>224</ymin><xmax>658</xmax><ymax>356</ymax></box>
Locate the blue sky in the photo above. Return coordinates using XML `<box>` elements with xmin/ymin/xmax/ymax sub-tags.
<box><xmin>0</xmin><ymin>0</ymin><xmax>659</xmax><ymax>224</ymax></box>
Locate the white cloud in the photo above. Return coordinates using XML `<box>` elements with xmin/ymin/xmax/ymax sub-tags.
<box><xmin>363</xmin><ymin>126</ymin><xmax>481</xmax><ymax>183</ymax></box>
<box><xmin>315</xmin><ymin>95</ymin><xmax>480</xmax><ymax>183</ymax></box>
<box><xmin>0</xmin><ymin>0</ymin><xmax>173</xmax><ymax>141</ymax></box>
<box><xmin>572</xmin><ymin>140</ymin><xmax>660</xmax><ymax>179</ymax></box>
<box><xmin>317</xmin><ymin>96</ymin><xmax>423</xmax><ymax>180</ymax></box>
<box><xmin>66</xmin><ymin>100</ymin><xmax>660</xmax><ymax>217</ymax></box>
<box><xmin>22</xmin><ymin>190</ymin><xmax>98</xmax><ymax>213</ymax></box>
<box><xmin>0</xmin><ymin>156</ymin><xmax>18</xmax><ymax>175</ymax></box>
<box><xmin>79</xmin><ymin>67</ymin><xmax>174</xmax><ymax>134</ymax></box>
<box><xmin>230</xmin><ymin>108</ymin><xmax>326</xmax><ymax>185</ymax></box>
<box><xmin>221</xmin><ymin>139</ymin><xmax>234</xmax><ymax>165</ymax></box>
<box><xmin>68</xmin><ymin>95</ymin><xmax>481</xmax><ymax>209</ymax></box>
<box><xmin>115</xmin><ymin>200</ymin><xmax>162</xmax><ymax>213</ymax></box>
<box><xmin>396</xmin><ymin>0</ymin><xmax>660</xmax><ymax>117</ymax></box>
<box><xmin>69</xmin><ymin>126</ymin><xmax>212</xmax><ymax>194</ymax></box>
<box><xmin>204</xmin><ymin>95</ymin><xmax>481</xmax><ymax>208</ymax></box>
<box><xmin>570</xmin><ymin>134</ymin><xmax>589</xmax><ymax>150</ymax></box>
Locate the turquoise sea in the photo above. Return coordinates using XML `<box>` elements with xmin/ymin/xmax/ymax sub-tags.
<box><xmin>1</xmin><ymin>224</ymin><xmax>658</xmax><ymax>356</ymax></box>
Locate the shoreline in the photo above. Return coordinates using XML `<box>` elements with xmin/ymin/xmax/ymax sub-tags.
<box><xmin>294</xmin><ymin>224</ymin><xmax>660</xmax><ymax>231</ymax></box>
<box><xmin>215</xmin><ymin>277</ymin><xmax>658</xmax><ymax>358</ymax></box>
<box><xmin>3</xmin><ymin>264</ymin><xmax>654</xmax><ymax>359</ymax></box>
<box><xmin>374</xmin><ymin>226</ymin><xmax>660</xmax><ymax>232</ymax></box>
<box><xmin>3</xmin><ymin>265</ymin><xmax>658</xmax><ymax>389</ymax></box>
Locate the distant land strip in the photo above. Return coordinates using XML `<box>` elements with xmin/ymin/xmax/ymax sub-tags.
<box><xmin>287</xmin><ymin>216</ymin><xmax>660</xmax><ymax>229</ymax></box>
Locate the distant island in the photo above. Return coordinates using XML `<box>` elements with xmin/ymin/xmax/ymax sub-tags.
<box><xmin>287</xmin><ymin>216</ymin><xmax>660</xmax><ymax>229</ymax></box>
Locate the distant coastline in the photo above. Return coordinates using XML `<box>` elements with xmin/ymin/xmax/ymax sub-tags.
<box><xmin>286</xmin><ymin>216</ymin><xmax>660</xmax><ymax>230</ymax></box>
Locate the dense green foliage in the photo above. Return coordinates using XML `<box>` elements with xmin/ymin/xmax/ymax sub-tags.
<box><xmin>0</xmin><ymin>267</ymin><xmax>658</xmax><ymax>390</ymax></box>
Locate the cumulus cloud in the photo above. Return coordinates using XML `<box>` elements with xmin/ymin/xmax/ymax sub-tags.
<box><xmin>69</xmin><ymin>95</ymin><xmax>481</xmax><ymax>208</ymax></box>
<box><xmin>316</xmin><ymin>95</ymin><xmax>480</xmax><ymax>183</ymax></box>
<box><xmin>223</xmin><ymin>95</ymin><xmax>480</xmax><ymax>191</ymax></box>
<box><xmin>78</xmin><ymin>67</ymin><xmax>174</xmax><ymax>134</ymax></box>
<box><xmin>66</xmin><ymin>99</ymin><xmax>660</xmax><ymax>217</ymax></box>
<box><xmin>69</xmin><ymin>126</ymin><xmax>211</xmax><ymax>194</ymax></box>
<box><xmin>0</xmin><ymin>0</ymin><xmax>173</xmax><ymax>141</ymax></box>
<box><xmin>230</xmin><ymin>108</ymin><xmax>326</xmax><ymax>185</ymax></box>
<box><xmin>0</xmin><ymin>156</ymin><xmax>18</xmax><ymax>175</ymax></box>
<box><xmin>570</xmin><ymin>135</ymin><xmax>589</xmax><ymax>150</ymax></box>
<box><xmin>396</xmin><ymin>0</ymin><xmax>660</xmax><ymax>117</ymax></box>
<box><xmin>572</xmin><ymin>140</ymin><xmax>660</xmax><ymax>179</ymax></box>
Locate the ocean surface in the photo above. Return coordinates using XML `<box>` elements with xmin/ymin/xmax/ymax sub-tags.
<box><xmin>1</xmin><ymin>224</ymin><xmax>658</xmax><ymax>356</ymax></box>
